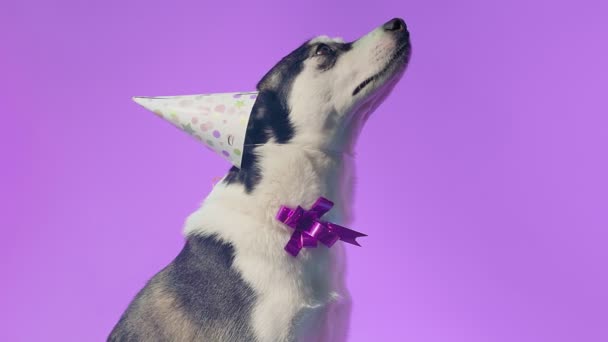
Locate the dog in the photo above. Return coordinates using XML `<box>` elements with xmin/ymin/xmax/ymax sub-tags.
<box><xmin>109</xmin><ymin>17</ymin><xmax>411</xmax><ymax>342</ymax></box>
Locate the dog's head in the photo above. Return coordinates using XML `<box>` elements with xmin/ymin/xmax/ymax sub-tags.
<box><xmin>247</xmin><ymin>18</ymin><xmax>411</xmax><ymax>152</ymax></box>
<box><xmin>227</xmin><ymin>18</ymin><xmax>411</xmax><ymax>191</ymax></box>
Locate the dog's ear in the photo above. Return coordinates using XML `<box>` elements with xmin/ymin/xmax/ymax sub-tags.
<box><xmin>256</xmin><ymin>41</ymin><xmax>310</xmax><ymax>92</ymax></box>
<box><xmin>257</xmin><ymin>71</ymin><xmax>280</xmax><ymax>93</ymax></box>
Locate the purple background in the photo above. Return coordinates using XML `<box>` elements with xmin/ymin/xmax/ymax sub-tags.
<box><xmin>2</xmin><ymin>0</ymin><xmax>607</xmax><ymax>341</ymax></box>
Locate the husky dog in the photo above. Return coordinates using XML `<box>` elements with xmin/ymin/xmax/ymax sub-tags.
<box><xmin>109</xmin><ymin>18</ymin><xmax>411</xmax><ymax>342</ymax></box>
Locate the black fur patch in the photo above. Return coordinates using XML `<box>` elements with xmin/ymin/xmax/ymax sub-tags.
<box><xmin>315</xmin><ymin>42</ymin><xmax>352</xmax><ymax>71</ymax></box>
<box><xmin>167</xmin><ymin>235</ymin><xmax>257</xmax><ymax>339</ymax></box>
<box><xmin>108</xmin><ymin>235</ymin><xmax>257</xmax><ymax>341</ymax></box>
<box><xmin>223</xmin><ymin>90</ymin><xmax>294</xmax><ymax>192</ymax></box>
<box><xmin>224</xmin><ymin>42</ymin><xmax>311</xmax><ymax>192</ymax></box>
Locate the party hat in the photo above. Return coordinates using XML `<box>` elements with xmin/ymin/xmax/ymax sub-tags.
<box><xmin>133</xmin><ymin>92</ymin><xmax>259</xmax><ymax>168</ymax></box>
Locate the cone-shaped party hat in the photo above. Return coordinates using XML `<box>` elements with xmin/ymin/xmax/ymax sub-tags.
<box><xmin>133</xmin><ymin>92</ymin><xmax>258</xmax><ymax>168</ymax></box>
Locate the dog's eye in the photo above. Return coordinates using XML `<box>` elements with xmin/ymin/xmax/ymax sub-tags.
<box><xmin>315</xmin><ymin>44</ymin><xmax>333</xmax><ymax>56</ymax></box>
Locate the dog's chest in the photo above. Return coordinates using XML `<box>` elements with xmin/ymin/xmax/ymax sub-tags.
<box><xmin>237</xmin><ymin>244</ymin><xmax>347</xmax><ymax>342</ymax></box>
<box><xmin>186</xmin><ymin>195</ymin><xmax>349</xmax><ymax>341</ymax></box>
<box><xmin>185</xmin><ymin>147</ymin><xmax>353</xmax><ymax>341</ymax></box>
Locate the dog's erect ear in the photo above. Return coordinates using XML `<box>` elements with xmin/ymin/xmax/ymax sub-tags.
<box><xmin>256</xmin><ymin>41</ymin><xmax>310</xmax><ymax>91</ymax></box>
<box><xmin>257</xmin><ymin>71</ymin><xmax>280</xmax><ymax>92</ymax></box>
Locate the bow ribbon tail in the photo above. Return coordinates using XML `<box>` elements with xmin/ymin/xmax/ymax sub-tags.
<box><xmin>327</xmin><ymin>223</ymin><xmax>367</xmax><ymax>247</ymax></box>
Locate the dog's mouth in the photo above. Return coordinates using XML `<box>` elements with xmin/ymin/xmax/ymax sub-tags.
<box><xmin>352</xmin><ymin>43</ymin><xmax>410</xmax><ymax>96</ymax></box>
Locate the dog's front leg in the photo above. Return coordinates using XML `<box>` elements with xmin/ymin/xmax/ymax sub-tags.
<box><xmin>291</xmin><ymin>293</ymin><xmax>352</xmax><ymax>342</ymax></box>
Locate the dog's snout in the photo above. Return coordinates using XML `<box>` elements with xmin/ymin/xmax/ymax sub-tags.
<box><xmin>383</xmin><ymin>18</ymin><xmax>407</xmax><ymax>32</ymax></box>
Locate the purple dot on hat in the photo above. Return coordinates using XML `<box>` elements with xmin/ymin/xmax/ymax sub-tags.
<box><xmin>233</xmin><ymin>94</ymin><xmax>242</xmax><ymax>98</ymax></box>
<box><xmin>213</xmin><ymin>130</ymin><xmax>221</xmax><ymax>138</ymax></box>
<box><xmin>222</xmin><ymin>150</ymin><xmax>230</xmax><ymax>157</ymax></box>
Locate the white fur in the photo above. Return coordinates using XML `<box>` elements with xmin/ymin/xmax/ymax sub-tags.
<box><xmin>185</xmin><ymin>146</ymin><xmax>353</xmax><ymax>341</ymax></box>
<box><xmin>183</xmin><ymin>23</ymin><xmax>407</xmax><ymax>342</ymax></box>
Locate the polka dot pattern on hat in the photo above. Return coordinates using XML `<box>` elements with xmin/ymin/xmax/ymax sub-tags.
<box><xmin>133</xmin><ymin>92</ymin><xmax>258</xmax><ymax>168</ymax></box>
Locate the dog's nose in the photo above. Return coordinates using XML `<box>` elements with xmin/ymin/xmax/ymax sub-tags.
<box><xmin>383</xmin><ymin>18</ymin><xmax>407</xmax><ymax>32</ymax></box>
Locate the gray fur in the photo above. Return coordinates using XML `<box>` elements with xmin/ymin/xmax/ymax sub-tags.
<box><xmin>108</xmin><ymin>235</ymin><xmax>257</xmax><ymax>342</ymax></box>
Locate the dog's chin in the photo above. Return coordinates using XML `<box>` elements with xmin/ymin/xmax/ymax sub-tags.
<box><xmin>352</xmin><ymin>43</ymin><xmax>411</xmax><ymax>99</ymax></box>
<box><xmin>345</xmin><ymin>45</ymin><xmax>410</xmax><ymax>136</ymax></box>
<box><xmin>354</xmin><ymin>48</ymin><xmax>410</xmax><ymax>112</ymax></box>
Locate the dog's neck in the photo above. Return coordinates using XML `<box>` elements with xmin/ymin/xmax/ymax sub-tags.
<box><xmin>184</xmin><ymin>142</ymin><xmax>356</xmax><ymax>240</ymax></box>
<box><xmin>251</xmin><ymin>142</ymin><xmax>355</xmax><ymax>223</ymax></box>
<box><xmin>184</xmin><ymin>102</ymin><xmax>383</xmax><ymax>239</ymax></box>
<box><xmin>244</xmin><ymin>142</ymin><xmax>354</xmax><ymax>223</ymax></box>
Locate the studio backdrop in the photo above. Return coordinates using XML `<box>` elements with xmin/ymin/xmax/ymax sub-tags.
<box><xmin>1</xmin><ymin>0</ymin><xmax>607</xmax><ymax>341</ymax></box>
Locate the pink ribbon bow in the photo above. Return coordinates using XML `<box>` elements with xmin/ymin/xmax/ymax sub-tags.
<box><xmin>276</xmin><ymin>197</ymin><xmax>367</xmax><ymax>257</ymax></box>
